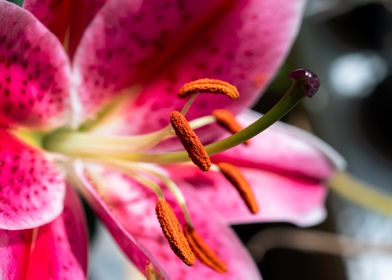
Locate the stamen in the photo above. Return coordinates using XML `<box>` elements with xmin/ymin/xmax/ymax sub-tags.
<box><xmin>217</xmin><ymin>162</ymin><xmax>259</xmax><ymax>214</ymax></box>
<box><xmin>45</xmin><ymin>69</ymin><xmax>320</xmax><ymax>165</ymax></box>
<box><xmin>43</xmin><ymin>116</ymin><xmax>215</xmax><ymax>156</ymax></box>
<box><xmin>83</xmin><ymin>165</ymin><xmax>165</xmax><ymax>199</ymax></box>
<box><xmin>178</xmin><ymin>79</ymin><xmax>239</xmax><ymax>100</ymax></box>
<box><xmin>180</xmin><ymin>94</ymin><xmax>198</xmax><ymax>115</ymax></box>
<box><xmin>141</xmin><ymin>166</ymin><xmax>194</xmax><ymax>226</ymax></box>
<box><xmin>212</xmin><ymin>109</ymin><xmax>250</xmax><ymax>145</ymax></box>
<box><xmin>170</xmin><ymin>111</ymin><xmax>211</xmax><ymax>171</ymax></box>
<box><xmin>156</xmin><ymin>199</ymin><xmax>195</xmax><ymax>266</ymax></box>
<box><xmin>183</xmin><ymin>225</ymin><xmax>228</xmax><ymax>273</ymax></box>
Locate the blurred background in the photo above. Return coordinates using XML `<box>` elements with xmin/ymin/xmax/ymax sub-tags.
<box><xmin>248</xmin><ymin>1</ymin><xmax>392</xmax><ymax>279</ymax></box>
<box><xmin>6</xmin><ymin>0</ymin><xmax>392</xmax><ymax>279</ymax></box>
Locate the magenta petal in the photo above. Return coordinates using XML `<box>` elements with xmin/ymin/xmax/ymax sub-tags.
<box><xmin>0</xmin><ymin>1</ymin><xmax>70</xmax><ymax>129</ymax></box>
<box><xmin>0</xmin><ymin>229</ymin><xmax>32</xmax><ymax>279</ymax></box>
<box><xmin>0</xmin><ymin>186</ymin><xmax>87</xmax><ymax>279</ymax></box>
<box><xmin>23</xmin><ymin>0</ymin><xmax>72</xmax><ymax>42</ymax></box>
<box><xmin>23</xmin><ymin>0</ymin><xmax>108</xmax><ymax>57</ymax></box>
<box><xmin>169</xmin><ymin>165</ymin><xmax>327</xmax><ymax>227</ymax></box>
<box><xmin>77</xmin><ymin>165</ymin><xmax>261</xmax><ymax>279</ymax></box>
<box><xmin>68</xmin><ymin>0</ymin><xmax>108</xmax><ymax>58</ymax></box>
<box><xmin>74</xmin><ymin>0</ymin><xmax>305</xmax><ymax>130</ymax></box>
<box><xmin>25</xmin><ymin>185</ymin><xmax>88</xmax><ymax>279</ymax></box>
<box><xmin>213</xmin><ymin>111</ymin><xmax>338</xmax><ymax>181</ymax></box>
<box><xmin>0</xmin><ymin>130</ymin><xmax>65</xmax><ymax>230</ymax></box>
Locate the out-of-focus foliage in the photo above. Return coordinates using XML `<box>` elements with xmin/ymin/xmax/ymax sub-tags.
<box><xmin>8</xmin><ymin>0</ymin><xmax>23</xmax><ymax>7</ymax></box>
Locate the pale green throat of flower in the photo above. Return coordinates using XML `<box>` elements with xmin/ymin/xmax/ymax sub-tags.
<box><xmin>13</xmin><ymin>70</ymin><xmax>319</xmax><ymax>273</ymax></box>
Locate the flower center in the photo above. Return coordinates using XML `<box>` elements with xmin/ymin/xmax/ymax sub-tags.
<box><xmin>16</xmin><ymin>69</ymin><xmax>320</xmax><ymax>272</ymax></box>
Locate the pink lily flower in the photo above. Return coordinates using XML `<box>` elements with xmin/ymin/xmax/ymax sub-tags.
<box><xmin>0</xmin><ymin>0</ymin><xmax>343</xmax><ymax>279</ymax></box>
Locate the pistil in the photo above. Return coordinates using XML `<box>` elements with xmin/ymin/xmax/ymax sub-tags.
<box><xmin>43</xmin><ymin>69</ymin><xmax>319</xmax><ymax>165</ymax></box>
<box><xmin>94</xmin><ymin>69</ymin><xmax>320</xmax><ymax>164</ymax></box>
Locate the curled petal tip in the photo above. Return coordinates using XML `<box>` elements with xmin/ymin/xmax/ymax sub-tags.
<box><xmin>289</xmin><ymin>69</ymin><xmax>320</xmax><ymax>97</ymax></box>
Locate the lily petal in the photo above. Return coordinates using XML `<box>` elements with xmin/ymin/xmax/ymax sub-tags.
<box><xmin>213</xmin><ymin>110</ymin><xmax>338</xmax><ymax>181</ymax></box>
<box><xmin>0</xmin><ymin>229</ymin><xmax>32</xmax><ymax>279</ymax></box>
<box><xmin>76</xmin><ymin>164</ymin><xmax>261</xmax><ymax>279</ymax></box>
<box><xmin>167</xmin><ymin>110</ymin><xmax>343</xmax><ymax>226</ymax></box>
<box><xmin>24</xmin><ymin>0</ymin><xmax>108</xmax><ymax>57</ymax></box>
<box><xmin>0</xmin><ymin>1</ymin><xmax>71</xmax><ymax>129</ymax></box>
<box><xmin>0</xmin><ymin>185</ymin><xmax>88</xmax><ymax>279</ymax></box>
<box><xmin>68</xmin><ymin>0</ymin><xmax>108</xmax><ymax>58</ymax></box>
<box><xmin>26</xmin><ymin>185</ymin><xmax>88</xmax><ymax>279</ymax></box>
<box><xmin>168</xmin><ymin>165</ymin><xmax>326</xmax><ymax>227</ymax></box>
<box><xmin>0</xmin><ymin>129</ymin><xmax>65</xmax><ymax>230</ymax></box>
<box><xmin>74</xmin><ymin>0</ymin><xmax>305</xmax><ymax>132</ymax></box>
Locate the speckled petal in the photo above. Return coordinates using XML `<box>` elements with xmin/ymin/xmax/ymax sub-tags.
<box><xmin>0</xmin><ymin>1</ymin><xmax>70</xmax><ymax>129</ymax></box>
<box><xmin>76</xmin><ymin>165</ymin><xmax>261</xmax><ymax>279</ymax></box>
<box><xmin>74</xmin><ymin>0</ymin><xmax>305</xmax><ymax>131</ymax></box>
<box><xmin>0</xmin><ymin>129</ymin><xmax>65</xmax><ymax>230</ymax></box>
<box><xmin>26</xmin><ymin>185</ymin><xmax>88</xmax><ymax>279</ymax></box>
<box><xmin>0</xmin><ymin>186</ymin><xmax>88</xmax><ymax>279</ymax></box>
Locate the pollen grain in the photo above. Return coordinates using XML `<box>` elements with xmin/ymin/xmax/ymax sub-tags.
<box><xmin>178</xmin><ymin>78</ymin><xmax>239</xmax><ymax>100</ymax></box>
<box><xmin>170</xmin><ymin>111</ymin><xmax>211</xmax><ymax>171</ymax></box>
<box><xmin>156</xmin><ymin>199</ymin><xmax>196</xmax><ymax>266</ymax></box>
<box><xmin>218</xmin><ymin>162</ymin><xmax>259</xmax><ymax>214</ymax></box>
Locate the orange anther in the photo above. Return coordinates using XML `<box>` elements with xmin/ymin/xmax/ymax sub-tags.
<box><xmin>170</xmin><ymin>111</ymin><xmax>211</xmax><ymax>171</ymax></box>
<box><xmin>218</xmin><ymin>162</ymin><xmax>259</xmax><ymax>214</ymax></box>
<box><xmin>212</xmin><ymin>109</ymin><xmax>250</xmax><ymax>145</ymax></box>
<box><xmin>156</xmin><ymin>199</ymin><xmax>195</xmax><ymax>266</ymax></box>
<box><xmin>178</xmin><ymin>79</ymin><xmax>239</xmax><ymax>100</ymax></box>
<box><xmin>184</xmin><ymin>225</ymin><xmax>228</xmax><ymax>273</ymax></box>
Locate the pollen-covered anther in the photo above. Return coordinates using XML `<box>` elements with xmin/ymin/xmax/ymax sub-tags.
<box><xmin>218</xmin><ymin>162</ymin><xmax>259</xmax><ymax>214</ymax></box>
<box><xmin>170</xmin><ymin>111</ymin><xmax>211</xmax><ymax>171</ymax></box>
<box><xmin>156</xmin><ymin>199</ymin><xmax>196</xmax><ymax>266</ymax></box>
<box><xmin>212</xmin><ymin>109</ymin><xmax>250</xmax><ymax>145</ymax></box>
<box><xmin>184</xmin><ymin>224</ymin><xmax>228</xmax><ymax>273</ymax></box>
<box><xmin>178</xmin><ymin>78</ymin><xmax>239</xmax><ymax>100</ymax></box>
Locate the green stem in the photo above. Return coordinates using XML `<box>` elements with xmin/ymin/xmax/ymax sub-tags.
<box><xmin>206</xmin><ymin>82</ymin><xmax>302</xmax><ymax>154</ymax></box>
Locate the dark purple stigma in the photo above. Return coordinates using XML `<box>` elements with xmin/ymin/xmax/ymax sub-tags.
<box><xmin>288</xmin><ymin>69</ymin><xmax>320</xmax><ymax>97</ymax></box>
